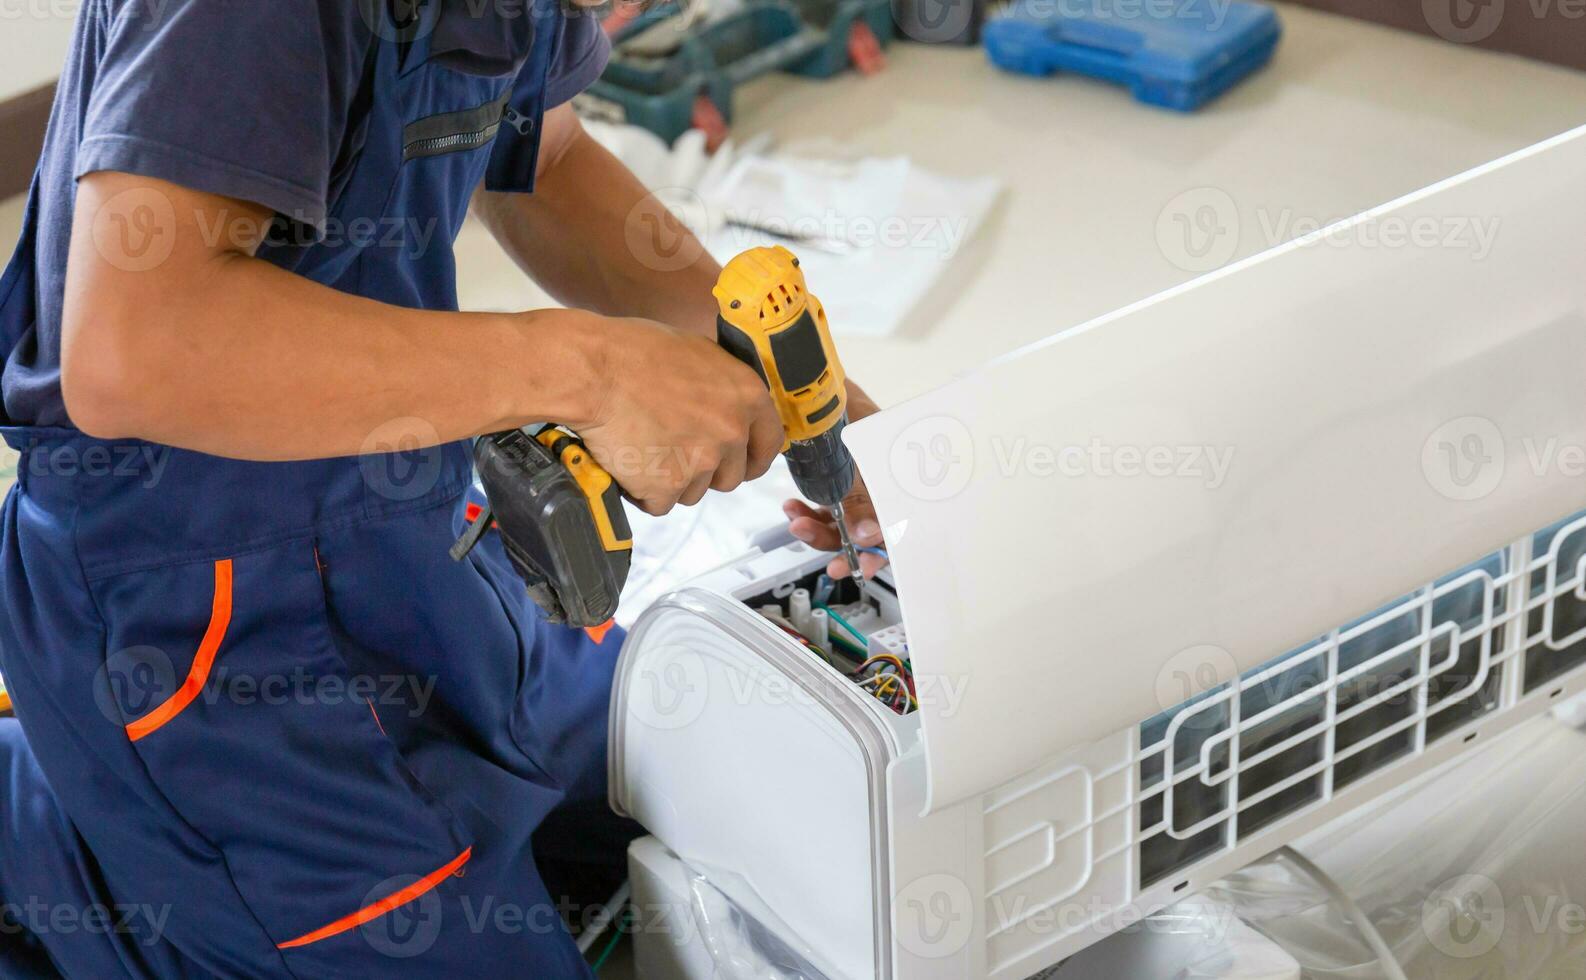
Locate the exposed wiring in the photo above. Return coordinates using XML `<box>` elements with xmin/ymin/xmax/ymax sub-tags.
<box><xmin>820</xmin><ymin>605</ymin><xmax>869</xmax><ymax>646</ymax></box>
<box><xmin>578</xmin><ymin>880</ymin><xmax>632</xmax><ymax>954</ymax></box>
<box><xmin>858</xmin><ymin>653</ymin><xmax>907</xmax><ymax>675</ymax></box>
<box><xmin>768</xmin><ymin>611</ymin><xmax>867</xmax><ymax>667</ymax></box>
<box><xmin>762</xmin><ymin>594</ymin><xmax>914</xmax><ymax>713</ymax></box>
<box><xmin>590</xmin><ymin>908</ymin><xmax>631</xmax><ymax>974</ymax></box>
<box><xmin>1277</xmin><ymin>846</ymin><xmax>1409</xmax><ymax>980</ymax></box>
<box><xmin>863</xmin><ymin>655</ymin><xmax>916</xmax><ymax>699</ymax></box>
<box><xmin>830</xmin><ymin>631</ymin><xmax>867</xmax><ymax>659</ymax></box>
<box><xmin>859</xmin><ymin>671</ymin><xmax>916</xmax><ymax>713</ymax></box>
<box><xmin>773</xmin><ymin>620</ymin><xmax>823</xmax><ymax>651</ymax></box>
<box><xmin>857</xmin><ymin>656</ymin><xmax>917</xmax><ymax>713</ymax></box>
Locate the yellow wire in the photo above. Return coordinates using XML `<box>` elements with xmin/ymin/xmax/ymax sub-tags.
<box><xmin>860</xmin><ymin>654</ymin><xmax>907</xmax><ymax>675</ymax></box>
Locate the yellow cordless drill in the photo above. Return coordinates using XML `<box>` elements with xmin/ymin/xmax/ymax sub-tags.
<box><xmin>713</xmin><ymin>245</ymin><xmax>867</xmax><ymax>595</ymax></box>
<box><xmin>452</xmin><ymin>245</ymin><xmax>865</xmax><ymax>628</ymax></box>
<box><xmin>451</xmin><ymin>426</ymin><xmax>633</xmax><ymax>630</ymax></box>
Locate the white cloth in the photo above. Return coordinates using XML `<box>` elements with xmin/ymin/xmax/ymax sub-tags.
<box><xmin>616</xmin><ymin>457</ymin><xmax>801</xmax><ymax>626</ymax></box>
<box><xmin>582</xmin><ymin>121</ymin><xmax>1002</xmax><ymax>338</ymax></box>
<box><xmin>700</xmin><ymin>152</ymin><xmax>1001</xmax><ymax>338</ymax></box>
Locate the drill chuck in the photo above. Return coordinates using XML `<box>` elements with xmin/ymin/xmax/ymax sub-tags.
<box><xmin>787</xmin><ymin>424</ymin><xmax>855</xmax><ymax>509</ymax></box>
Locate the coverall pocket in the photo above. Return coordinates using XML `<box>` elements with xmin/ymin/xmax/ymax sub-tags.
<box><xmin>92</xmin><ymin>541</ymin><xmax>476</xmax><ymax>962</ymax></box>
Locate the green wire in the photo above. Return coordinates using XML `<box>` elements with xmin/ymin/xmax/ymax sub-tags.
<box><xmin>819</xmin><ymin>604</ymin><xmax>869</xmax><ymax>647</ymax></box>
<box><xmin>830</xmin><ymin>631</ymin><xmax>867</xmax><ymax>660</ymax></box>
<box><xmin>590</xmin><ymin>909</ymin><xmax>630</xmax><ymax>974</ymax></box>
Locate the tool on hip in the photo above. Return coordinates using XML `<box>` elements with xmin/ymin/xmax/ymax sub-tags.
<box><xmin>450</xmin><ymin>426</ymin><xmax>633</xmax><ymax>629</ymax></box>
<box><xmin>713</xmin><ymin>245</ymin><xmax>868</xmax><ymax>599</ymax></box>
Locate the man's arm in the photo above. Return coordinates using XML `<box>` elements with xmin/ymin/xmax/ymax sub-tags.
<box><xmin>475</xmin><ymin>107</ymin><xmax>890</xmax><ymax>574</ymax></box>
<box><xmin>62</xmin><ymin>171</ymin><xmax>782</xmax><ymax>514</ymax></box>
<box><xmin>471</xmin><ymin>105</ymin><xmax>722</xmax><ymax>338</ymax></box>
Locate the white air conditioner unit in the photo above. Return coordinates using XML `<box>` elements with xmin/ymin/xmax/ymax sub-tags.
<box><xmin>608</xmin><ymin>125</ymin><xmax>1586</xmax><ymax>979</ymax></box>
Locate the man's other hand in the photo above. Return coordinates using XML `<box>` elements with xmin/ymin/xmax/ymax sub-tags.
<box><xmin>783</xmin><ymin>383</ymin><xmax>888</xmax><ymax>581</ymax></box>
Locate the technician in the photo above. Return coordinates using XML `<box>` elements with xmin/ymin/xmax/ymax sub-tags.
<box><xmin>0</xmin><ymin>0</ymin><xmax>881</xmax><ymax>974</ymax></box>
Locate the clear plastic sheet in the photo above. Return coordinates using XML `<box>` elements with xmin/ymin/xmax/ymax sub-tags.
<box><xmin>1206</xmin><ymin>714</ymin><xmax>1586</xmax><ymax>980</ymax></box>
<box><xmin>684</xmin><ymin>861</ymin><xmax>832</xmax><ymax>980</ymax></box>
<box><xmin>679</xmin><ymin>860</ymin><xmax>1302</xmax><ymax>980</ymax></box>
<box><xmin>1051</xmin><ymin>898</ymin><xmax>1300</xmax><ymax>979</ymax></box>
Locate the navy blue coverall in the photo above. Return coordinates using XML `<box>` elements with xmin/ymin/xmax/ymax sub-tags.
<box><xmin>0</xmin><ymin>1</ymin><xmax>638</xmax><ymax>974</ymax></box>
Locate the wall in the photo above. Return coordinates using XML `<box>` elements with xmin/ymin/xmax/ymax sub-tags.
<box><xmin>1285</xmin><ymin>0</ymin><xmax>1586</xmax><ymax>71</ymax></box>
<box><xmin>0</xmin><ymin>10</ymin><xmax>74</xmax><ymax>196</ymax></box>
<box><xmin>0</xmin><ymin>8</ymin><xmax>76</xmax><ymax>100</ymax></box>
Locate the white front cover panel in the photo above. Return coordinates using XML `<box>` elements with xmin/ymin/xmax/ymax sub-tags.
<box><xmin>844</xmin><ymin>126</ymin><xmax>1586</xmax><ymax>813</ymax></box>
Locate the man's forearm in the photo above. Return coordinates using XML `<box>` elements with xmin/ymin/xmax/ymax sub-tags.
<box><xmin>472</xmin><ymin>118</ymin><xmax>722</xmax><ymax>339</ymax></box>
<box><xmin>64</xmin><ymin>176</ymin><xmax>608</xmax><ymax>461</ymax></box>
<box><xmin>475</xmin><ymin>111</ymin><xmax>882</xmax><ymax>424</ymax></box>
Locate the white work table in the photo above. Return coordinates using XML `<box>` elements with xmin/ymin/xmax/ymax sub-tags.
<box><xmin>719</xmin><ymin>3</ymin><xmax>1586</xmax><ymax>406</ymax></box>
<box><xmin>459</xmin><ymin>3</ymin><xmax>1586</xmax><ymax>406</ymax></box>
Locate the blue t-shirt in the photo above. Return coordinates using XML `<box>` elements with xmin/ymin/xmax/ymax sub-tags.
<box><xmin>0</xmin><ymin>0</ymin><xmax>610</xmax><ymax>428</ymax></box>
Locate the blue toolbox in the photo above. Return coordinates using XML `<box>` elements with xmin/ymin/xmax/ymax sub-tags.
<box><xmin>982</xmin><ymin>0</ymin><xmax>1282</xmax><ymax>111</ymax></box>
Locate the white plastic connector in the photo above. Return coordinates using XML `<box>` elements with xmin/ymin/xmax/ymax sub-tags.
<box><xmin>758</xmin><ymin>604</ymin><xmax>791</xmax><ymax>630</ymax></box>
<box><xmin>867</xmin><ymin>624</ymin><xmax>909</xmax><ymax>660</ymax></box>
<box><xmin>827</xmin><ymin>602</ymin><xmax>886</xmax><ymax>638</ymax></box>
<box><xmin>808</xmin><ymin>608</ymin><xmax>830</xmax><ymax>652</ymax></box>
<box><xmin>790</xmin><ymin>588</ymin><xmax>812</xmax><ymax>634</ymax></box>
